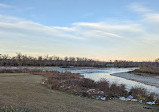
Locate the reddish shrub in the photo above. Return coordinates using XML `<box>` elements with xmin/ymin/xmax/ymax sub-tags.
<box><xmin>129</xmin><ymin>87</ymin><xmax>147</xmax><ymax>100</ymax></box>
<box><xmin>108</xmin><ymin>83</ymin><xmax>128</xmax><ymax>98</ymax></box>
<box><xmin>155</xmin><ymin>98</ymin><xmax>159</xmax><ymax>105</ymax></box>
<box><xmin>145</xmin><ymin>93</ymin><xmax>155</xmax><ymax>102</ymax></box>
<box><xmin>96</xmin><ymin>79</ymin><xmax>109</xmax><ymax>91</ymax></box>
<box><xmin>79</xmin><ymin>78</ymin><xmax>96</xmax><ymax>88</ymax></box>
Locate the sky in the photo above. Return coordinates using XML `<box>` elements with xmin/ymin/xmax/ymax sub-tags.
<box><xmin>0</xmin><ymin>0</ymin><xmax>159</xmax><ymax>61</ymax></box>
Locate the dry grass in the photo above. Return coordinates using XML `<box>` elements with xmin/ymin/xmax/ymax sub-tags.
<box><xmin>0</xmin><ymin>73</ymin><xmax>158</xmax><ymax>112</ymax></box>
<box><xmin>0</xmin><ymin>69</ymin><xmax>40</xmax><ymax>73</ymax></box>
<box><xmin>129</xmin><ymin>69</ymin><xmax>159</xmax><ymax>75</ymax></box>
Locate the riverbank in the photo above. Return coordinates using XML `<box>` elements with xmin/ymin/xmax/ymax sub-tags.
<box><xmin>129</xmin><ymin>69</ymin><xmax>159</xmax><ymax>76</ymax></box>
<box><xmin>111</xmin><ymin>72</ymin><xmax>159</xmax><ymax>88</ymax></box>
<box><xmin>0</xmin><ymin>73</ymin><xmax>158</xmax><ymax>112</ymax></box>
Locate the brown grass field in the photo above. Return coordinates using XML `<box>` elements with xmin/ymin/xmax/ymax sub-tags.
<box><xmin>0</xmin><ymin>73</ymin><xmax>158</xmax><ymax>112</ymax></box>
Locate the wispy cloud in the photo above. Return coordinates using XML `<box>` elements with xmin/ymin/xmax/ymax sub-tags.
<box><xmin>129</xmin><ymin>3</ymin><xmax>152</xmax><ymax>13</ymax></box>
<box><xmin>0</xmin><ymin>14</ymin><xmax>83</xmax><ymax>40</ymax></box>
<box><xmin>0</xmin><ymin>3</ymin><xmax>12</xmax><ymax>8</ymax></box>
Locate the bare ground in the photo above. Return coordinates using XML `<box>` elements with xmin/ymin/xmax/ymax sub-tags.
<box><xmin>0</xmin><ymin>73</ymin><xmax>158</xmax><ymax>112</ymax></box>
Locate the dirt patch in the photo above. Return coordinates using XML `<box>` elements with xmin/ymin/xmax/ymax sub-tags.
<box><xmin>0</xmin><ymin>73</ymin><xmax>158</xmax><ymax>112</ymax></box>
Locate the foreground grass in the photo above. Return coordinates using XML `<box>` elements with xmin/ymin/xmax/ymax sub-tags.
<box><xmin>0</xmin><ymin>73</ymin><xmax>158</xmax><ymax>112</ymax></box>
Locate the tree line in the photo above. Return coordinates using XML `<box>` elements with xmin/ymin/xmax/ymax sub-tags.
<box><xmin>0</xmin><ymin>53</ymin><xmax>105</xmax><ymax>67</ymax></box>
<box><xmin>139</xmin><ymin>61</ymin><xmax>159</xmax><ymax>71</ymax></box>
<box><xmin>0</xmin><ymin>53</ymin><xmax>158</xmax><ymax>68</ymax></box>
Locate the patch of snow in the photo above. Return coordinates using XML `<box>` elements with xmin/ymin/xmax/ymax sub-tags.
<box><xmin>101</xmin><ymin>97</ymin><xmax>106</xmax><ymax>100</ymax></box>
<box><xmin>125</xmin><ymin>98</ymin><xmax>131</xmax><ymax>101</ymax></box>
<box><xmin>96</xmin><ymin>96</ymin><xmax>106</xmax><ymax>100</ymax></box>
<box><xmin>131</xmin><ymin>99</ymin><xmax>138</xmax><ymax>101</ymax></box>
<box><xmin>41</xmin><ymin>81</ymin><xmax>45</xmax><ymax>85</ymax></box>
<box><xmin>119</xmin><ymin>97</ymin><xmax>126</xmax><ymax>101</ymax></box>
<box><xmin>146</xmin><ymin>101</ymin><xmax>155</xmax><ymax>105</ymax></box>
<box><xmin>97</xmin><ymin>91</ymin><xmax>104</xmax><ymax>95</ymax></box>
<box><xmin>87</xmin><ymin>89</ymin><xmax>105</xmax><ymax>95</ymax></box>
<box><xmin>139</xmin><ymin>100</ymin><xmax>143</xmax><ymax>103</ymax></box>
<box><xmin>128</xmin><ymin>95</ymin><xmax>133</xmax><ymax>99</ymax></box>
<box><xmin>87</xmin><ymin>89</ymin><xmax>95</xmax><ymax>93</ymax></box>
<box><xmin>60</xmin><ymin>85</ymin><xmax>65</xmax><ymax>88</ymax></box>
<box><xmin>96</xmin><ymin>96</ymin><xmax>101</xmax><ymax>100</ymax></box>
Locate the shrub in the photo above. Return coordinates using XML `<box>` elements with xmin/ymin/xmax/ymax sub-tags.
<box><xmin>129</xmin><ymin>87</ymin><xmax>147</xmax><ymax>100</ymax></box>
<box><xmin>108</xmin><ymin>83</ymin><xmax>128</xmax><ymax>98</ymax></box>
<box><xmin>155</xmin><ymin>98</ymin><xmax>159</xmax><ymax>105</ymax></box>
<box><xmin>145</xmin><ymin>93</ymin><xmax>155</xmax><ymax>102</ymax></box>
<box><xmin>96</xmin><ymin>79</ymin><xmax>109</xmax><ymax>91</ymax></box>
<box><xmin>79</xmin><ymin>78</ymin><xmax>96</xmax><ymax>88</ymax></box>
<box><xmin>81</xmin><ymin>91</ymin><xmax>89</xmax><ymax>97</ymax></box>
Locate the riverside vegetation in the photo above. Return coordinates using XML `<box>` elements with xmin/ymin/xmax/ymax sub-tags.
<box><xmin>129</xmin><ymin>59</ymin><xmax>159</xmax><ymax>76</ymax></box>
<box><xmin>37</xmin><ymin>71</ymin><xmax>159</xmax><ymax>104</ymax></box>
<box><xmin>0</xmin><ymin>69</ymin><xmax>158</xmax><ymax>107</ymax></box>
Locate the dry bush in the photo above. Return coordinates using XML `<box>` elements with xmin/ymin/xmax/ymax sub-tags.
<box><xmin>41</xmin><ymin>71</ymin><xmax>85</xmax><ymax>94</ymax></box>
<box><xmin>129</xmin><ymin>87</ymin><xmax>147</xmax><ymax>100</ymax></box>
<box><xmin>96</xmin><ymin>79</ymin><xmax>110</xmax><ymax>97</ymax></box>
<box><xmin>144</xmin><ymin>93</ymin><xmax>155</xmax><ymax>102</ymax></box>
<box><xmin>79</xmin><ymin>78</ymin><xmax>96</xmax><ymax>88</ymax></box>
<box><xmin>117</xmin><ymin>84</ymin><xmax>128</xmax><ymax>97</ymax></box>
<box><xmin>96</xmin><ymin>79</ymin><xmax>109</xmax><ymax>91</ymax></box>
<box><xmin>155</xmin><ymin>98</ymin><xmax>159</xmax><ymax>105</ymax></box>
<box><xmin>108</xmin><ymin>83</ymin><xmax>128</xmax><ymax>98</ymax></box>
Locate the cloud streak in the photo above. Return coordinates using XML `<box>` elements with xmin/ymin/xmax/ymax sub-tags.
<box><xmin>0</xmin><ymin>3</ymin><xmax>12</xmax><ymax>8</ymax></box>
<box><xmin>129</xmin><ymin>3</ymin><xmax>152</xmax><ymax>13</ymax></box>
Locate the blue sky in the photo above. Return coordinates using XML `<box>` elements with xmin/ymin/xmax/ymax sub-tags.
<box><xmin>0</xmin><ymin>0</ymin><xmax>159</xmax><ymax>61</ymax></box>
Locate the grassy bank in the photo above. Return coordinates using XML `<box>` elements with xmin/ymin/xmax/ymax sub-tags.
<box><xmin>129</xmin><ymin>69</ymin><xmax>159</xmax><ymax>75</ymax></box>
<box><xmin>0</xmin><ymin>73</ymin><xmax>159</xmax><ymax>112</ymax></box>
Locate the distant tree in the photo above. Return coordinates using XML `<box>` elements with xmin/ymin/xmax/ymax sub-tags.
<box><xmin>155</xmin><ymin>58</ymin><xmax>159</xmax><ymax>63</ymax></box>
